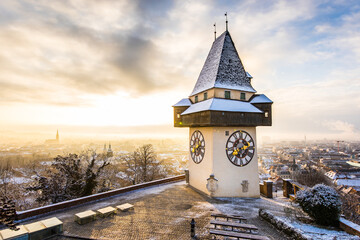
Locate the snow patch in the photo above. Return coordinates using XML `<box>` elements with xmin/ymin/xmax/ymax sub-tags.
<box><xmin>181</xmin><ymin>98</ymin><xmax>263</xmax><ymax>115</ymax></box>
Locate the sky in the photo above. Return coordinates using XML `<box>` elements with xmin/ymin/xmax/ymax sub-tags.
<box><xmin>0</xmin><ymin>0</ymin><xmax>360</xmax><ymax>141</ymax></box>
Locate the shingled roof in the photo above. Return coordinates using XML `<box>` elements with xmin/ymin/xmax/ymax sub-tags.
<box><xmin>190</xmin><ymin>31</ymin><xmax>256</xmax><ymax>96</ymax></box>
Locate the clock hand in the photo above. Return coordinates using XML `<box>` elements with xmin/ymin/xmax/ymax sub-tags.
<box><xmin>240</xmin><ymin>142</ymin><xmax>250</xmax><ymax>150</ymax></box>
<box><xmin>192</xmin><ymin>141</ymin><xmax>202</xmax><ymax>153</ymax></box>
<box><xmin>232</xmin><ymin>148</ymin><xmax>239</xmax><ymax>156</ymax></box>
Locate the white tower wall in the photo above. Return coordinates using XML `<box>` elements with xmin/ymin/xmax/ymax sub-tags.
<box><xmin>188</xmin><ymin>126</ymin><xmax>260</xmax><ymax>198</ymax></box>
<box><xmin>188</xmin><ymin>127</ymin><xmax>214</xmax><ymax>194</ymax></box>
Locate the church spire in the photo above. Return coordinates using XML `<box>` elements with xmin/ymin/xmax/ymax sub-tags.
<box><xmin>107</xmin><ymin>142</ymin><xmax>113</xmax><ymax>157</ymax></box>
<box><xmin>56</xmin><ymin>129</ymin><xmax>59</xmax><ymax>142</ymax></box>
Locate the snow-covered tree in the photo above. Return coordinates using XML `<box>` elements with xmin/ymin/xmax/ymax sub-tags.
<box><xmin>296</xmin><ymin>184</ymin><xmax>341</xmax><ymax>226</ymax></box>
<box><xmin>27</xmin><ymin>152</ymin><xmax>110</xmax><ymax>204</ymax></box>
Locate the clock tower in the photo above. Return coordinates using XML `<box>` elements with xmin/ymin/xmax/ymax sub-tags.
<box><xmin>173</xmin><ymin>30</ymin><xmax>272</xmax><ymax>197</ymax></box>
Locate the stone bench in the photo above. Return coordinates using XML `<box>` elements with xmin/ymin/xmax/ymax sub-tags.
<box><xmin>211</xmin><ymin>213</ymin><xmax>247</xmax><ymax>223</ymax></box>
<box><xmin>24</xmin><ymin>221</ymin><xmax>46</xmax><ymax>240</ymax></box>
<box><xmin>75</xmin><ymin>210</ymin><xmax>97</xmax><ymax>224</ymax></box>
<box><xmin>0</xmin><ymin>225</ymin><xmax>28</xmax><ymax>240</ymax></box>
<box><xmin>209</xmin><ymin>229</ymin><xmax>269</xmax><ymax>240</ymax></box>
<box><xmin>41</xmin><ymin>217</ymin><xmax>63</xmax><ymax>234</ymax></box>
<box><xmin>0</xmin><ymin>217</ymin><xmax>63</xmax><ymax>240</ymax></box>
<box><xmin>210</xmin><ymin>220</ymin><xmax>258</xmax><ymax>233</ymax></box>
<box><xmin>24</xmin><ymin>217</ymin><xmax>63</xmax><ymax>240</ymax></box>
<box><xmin>116</xmin><ymin>203</ymin><xmax>134</xmax><ymax>212</ymax></box>
<box><xmin>96</xmin><ymin>206</ymin><xmax>116</xmax><ymax>218</ymax></box>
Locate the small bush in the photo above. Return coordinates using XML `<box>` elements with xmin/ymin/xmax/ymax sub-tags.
<box><xmin>296</xmin><ymin>184</ymin><xmax>341</xmax><ymax>226</ymax></box>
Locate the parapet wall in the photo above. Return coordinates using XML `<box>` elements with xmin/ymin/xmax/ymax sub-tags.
<box><xmin>340</xmin><ymin>218</ymin><xmax>360</xmax><ymax>237</ymax></box>
<box><xmin>17</xmin><ymin>175</ymin><xmax>185</xmax><ymax>220</ymax></box>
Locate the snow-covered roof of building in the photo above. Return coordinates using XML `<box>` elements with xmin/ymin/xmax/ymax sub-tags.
<box><xmin>181</xmin><ymin>98</ymin><xmax>263</xmax><ymax>115</ymax></box>
<box><xmin>250</xmin><ymin>94</ymin><xmax>273</xmax><ymax>104</ymax></box>
<box><xmin>336</xmin><ymin>179</ymin><xmax>360</xmax><ymax>187</ymax></box>
<box><xmin>190</xmin><ymin>31</ymin><xmax>256</xmax><ymax>96</ymax></box>
<box><xmin>172</xmin><ymin>98</ymin><xmax>192</xmax><ymax>107</ymax></box>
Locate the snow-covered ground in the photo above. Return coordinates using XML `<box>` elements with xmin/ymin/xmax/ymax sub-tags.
<box><xmin>280</xmin><ymin>217</ymin><xmax>359</xmax><ymax>240</ymax></box>
<box><xmin>260</xmin><ymin>192</ymin><xmax>360</xmax><ymax>240</ymax></box>
<box><xmin>0</xmin><ymin>176</ymin><xmax>31</xmax><ymax>184</ymax></box>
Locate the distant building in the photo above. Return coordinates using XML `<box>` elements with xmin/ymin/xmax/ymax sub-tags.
<box><xmin>103</xmin><ymin>143</ymin><xmax>113</xmax><ymax>157</ymax></box>
<box><xmin>107</xmin><ymin>143</ymin><xmax>113</xmax><ymax>157</ymax></box>
<box><xmin>45</xmin><ymin>130</ymin><xmax>60</xmax><ymax>144</ymax></box>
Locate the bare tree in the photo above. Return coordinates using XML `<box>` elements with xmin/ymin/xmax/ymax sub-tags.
<box><xmin>120</xmin><ymin>144</ymin><xmax>166</xmax><ymax>185</ymax></box>
<box><xmin>338</xmin><ymin>192</ymin><xmax>360</xmax><ymax>224</ymax></box>
<box><xmin>137</xmin><ymin>144</ymin><xmax>161</xmax><ymax>182</ymax></box>
<box><xmin>292</xmin><ymin>169</ymin><xmax>333</xmax><ymax>187</ymax></box>
<box><xmin>121</xmin><ymin>151</ymin><xmax>141</xmax><ymax>185</ymax></box>
<box><xmin>0</xmin><ymin>159</ymin><xmax>13</xmax><ymax>195</ymax></box>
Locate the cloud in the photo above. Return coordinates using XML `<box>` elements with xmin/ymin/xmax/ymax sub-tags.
<box><xmin>0</xmin><ymin>0</ymin><xmax>360</xmax><ymax>139</ymax></box>
<box><xmin>0</xmin><ymin>0</ymin><xmax>181</xmax><ymax>106</ymax></box>
<box><xmin>324</xmin><ymin>120</ymin><xmax>356</xmax><ymax>133</ymax></box>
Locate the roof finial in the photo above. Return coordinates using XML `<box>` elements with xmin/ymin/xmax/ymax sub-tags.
<box><xmin>214</xmin><ymin>23</ymin><xmax>216</xmax><ymax>40</ymax></box>
<box><xmin>225</xmin><ymin>12</ymin><xmax>228</xmax><ymax>31</ymax></box>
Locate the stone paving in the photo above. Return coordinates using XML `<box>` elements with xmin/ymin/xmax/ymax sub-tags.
<box><xmin>21</xmin><ymin>181</ymin><xmax>291</xmax><ymax>240</ymax></box>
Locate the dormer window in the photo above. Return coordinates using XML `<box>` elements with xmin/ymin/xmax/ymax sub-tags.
<box><xmin>225</xmin><ymin>91</ymin><xmax>231</xmax><ymax>99</ymax></box>
<box><xmin>195</xmin><ymin>95</ymin><xmax>198</xmax><ymax>103</ymax></box>
<box><xmin>204</xmin><ymin>92</ymin><xmax>208</xmax><ymax>100</ymax></box>
<box><xmin>240</xmin><ymin>92</ymin><xmax>246</xmax><ymax>100</ymax></box>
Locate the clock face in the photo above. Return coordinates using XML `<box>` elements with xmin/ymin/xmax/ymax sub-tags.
<box><xmin>225</xmin><ymin>130</ymin><xmax>255</xmax><ymax>167</ymax></box>
<box><xmin>190</xmin><ymin>130</ymin><xmax>205</xmax><ymax>164</ymax></box>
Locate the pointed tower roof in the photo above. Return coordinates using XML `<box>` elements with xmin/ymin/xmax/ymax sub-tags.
<box><xmin>190</xmin><ymin>31</ymin><xmax>256</xmax><ymax>96</ymax></box>
<box><xmin>108</xmin><ymin>142</ymin><xmax>112</xmax><ymax>151</ymax></box>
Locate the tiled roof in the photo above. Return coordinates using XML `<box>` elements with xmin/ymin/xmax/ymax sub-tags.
<box><xmin>190</xmin><ymin>31</ymin><xmax>256</xmax><ymax>96</ymax></box>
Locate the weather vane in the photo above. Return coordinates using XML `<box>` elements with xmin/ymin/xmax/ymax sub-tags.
<box><xmin>214</xmin><ymin>23</ymin><xmax>217</xmax><ymax>40</ymax></box>
<box><xmin>225</xmin><ymin>12</ymin><xmax>228</xmax><ymax>31</ymax></box>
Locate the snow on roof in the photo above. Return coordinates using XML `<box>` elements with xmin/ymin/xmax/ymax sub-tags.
<box><xmin>190</xmin><ymin>31</ymin><xmax>256</xmax><ymax>96</ymax></box>
<box><xmin>325</xmin><ymin>171</ymin><xmax>337</xmax><ymax>179</ymax></box>
<box><xmin>347</xmin><ymin>161</ymin><xmax>360</xmax><ymax>167</ymax></box>
<box><xmin>325</xmin><ymin>171</ymin><xmax>357</xmax><ymax>180</ymax></box>
<box><xmin>250</xmin><ymin>94</ymin><xmax>273</xmax><ymax>104</ymax></box>
<box><xmin>181</xmin><ymin>98</ymin><xmax>263</xmax><ymax>115</ymax></box>
<box><xmin>336</xmin><ymin>179</ymin><xmax>360</xmax><ymax>187</ymax></box>
<box><xmin>172</xmin><ymin>98</ymin><xmax>192</xmax><ymax>107</ymax></box>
